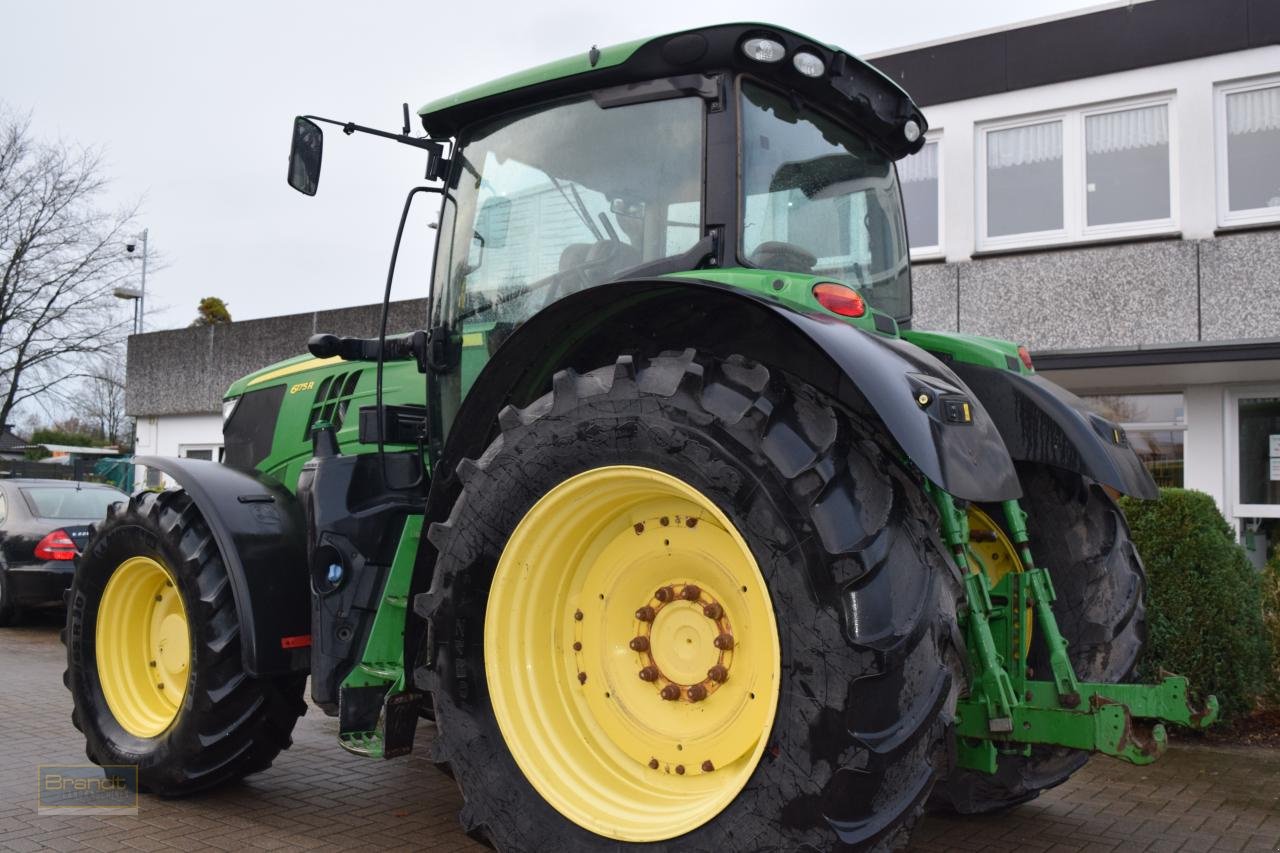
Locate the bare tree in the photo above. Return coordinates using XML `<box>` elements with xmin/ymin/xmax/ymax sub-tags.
<box><xmin>71</xmin><ymin>353</ymin><xmax>129</xmax><ymax>446</ymax></box>
<box><xmin>0</xmin><ymin>105</ymin><xmax>135</xmax><ymax>429</ymax></box>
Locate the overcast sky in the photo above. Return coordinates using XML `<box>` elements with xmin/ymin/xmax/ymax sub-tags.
<box><xmin>4</xmin><ymin>0</ymin><xmax>1102</xmax><ymax>332</ymax></box>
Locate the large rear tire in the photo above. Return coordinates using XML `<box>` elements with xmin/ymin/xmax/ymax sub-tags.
<box><xmin>64</xmin><ymin>489</ymin><xmax>307</xmax><ymax>795</ymax></box>
<box><xmin>931</xmin><ymin>462</ymin><xmax>1146</xmax><ymax>814</ymax></box>
<box><xmin>418</xmin><ymin>350</ymin><xmax>964</xmax><ymax>851</ymax></box>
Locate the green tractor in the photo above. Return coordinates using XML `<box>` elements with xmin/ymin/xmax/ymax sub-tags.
<box><xmin>65</xmin><ymin>23</ymin><xmax>1217</xmax><ymax>850</ymax></box>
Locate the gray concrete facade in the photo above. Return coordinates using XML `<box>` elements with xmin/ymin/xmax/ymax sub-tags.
<box><xmin>126</xmin><ymin>299</ymin><xmax>429</xmax><ymax>417</ymax></box>
<box><xmin>911</xmin><ymin>230</ymin><xmax>1280</xmax><ymax>350</ymax></box>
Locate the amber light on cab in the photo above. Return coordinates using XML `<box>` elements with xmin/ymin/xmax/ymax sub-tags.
<box><xmin>1018</xmin><ymin>345</ymin><xmax>1034</xmax><ymax>371</ymax></box>
<box><xmin>812</xmin><ymin>283</ymin><xmax>866</xmax><ymax>318</ymax></box>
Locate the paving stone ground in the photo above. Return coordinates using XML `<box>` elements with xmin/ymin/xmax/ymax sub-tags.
<box><xmin>2</xmin><ymin>611</ymin><xmax>1278</xmax><ymax>852</ymax></box>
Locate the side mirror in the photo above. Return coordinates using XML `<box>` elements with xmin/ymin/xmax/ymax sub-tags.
<box><xmin>474</xmin><ymin>196</ymin><xmax>512</xmax><ymax>250</ymax></box>
<box><xmin>288</xmin><ymin>117</ymin><xmax>324</xmax><ymax>196</ymax></box>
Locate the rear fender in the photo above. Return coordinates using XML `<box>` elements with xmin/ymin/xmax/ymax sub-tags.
<box><xmin>947</xmin><ymin>365</ymin><xmax>1159</xmax><ymax>499</ymax></box>
<box><xmin>428</xmin><ymin>279</ymin><xmax>1022</xmax><ymax>505</ymax></box>
<box><xmin>133</xmin><ymin>456</ymin><xmax>310</xmax><ymax>676</ymax></box>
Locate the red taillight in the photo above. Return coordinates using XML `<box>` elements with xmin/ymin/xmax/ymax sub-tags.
<box><xmin>1017</xmin><ymin>345</ymin><xmax>1034</xmax><ymax>371</ymax></box>
<box><xmin>812</xmin><ymin>282</ymin><xmax>866</xmax><ymax>318</ymax></box>
<box><xmin>35</xmin><ymin>529</ymin><xmax>76</xmax><ymax>561</ymax></box>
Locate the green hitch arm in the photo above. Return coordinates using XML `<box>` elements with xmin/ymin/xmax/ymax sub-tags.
<box><xmin>956</xmin><ymin>675</ymin><xmax>1220</xmax><ymax>768</ymax></box>
<box><xmin>1000</xmin><ymin>500</ymin><xmax>1080</xmax><ymax>704</ymax></box>
<box><xmin>927</xmin><ymin>484</ymin><xmax>1019</xmax><ymax>728</ymax></box>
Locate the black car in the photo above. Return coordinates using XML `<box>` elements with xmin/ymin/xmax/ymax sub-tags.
<box><xmin>0</xmin><ymin>478</ymin><xmax>129</xmax><ymax>625</ymax></box>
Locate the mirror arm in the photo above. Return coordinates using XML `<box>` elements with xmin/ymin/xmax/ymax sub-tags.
<box><xmin>303</xmin><ymin>114</ymin><xmax>442</xmax><ymax>155</ymax></box>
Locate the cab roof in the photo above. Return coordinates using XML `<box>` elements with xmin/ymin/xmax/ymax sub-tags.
<box><xmin>417</xmin><ymin>23</ymin><xmax>926</xmax><ymax>160</ymax></box>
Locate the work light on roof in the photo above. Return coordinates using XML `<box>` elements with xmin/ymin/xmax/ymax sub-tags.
<box><xmin>741</xmin><ymin>37</ymin><xmax>785</xmax><ymax>63</ymax></box>
<box><xmin>903</xmin><ymin>119</ymin><xmax>921</xmax><ymax>143</ymax></box>
<box><xmin>792</xmin><ymin>51</ymin><xmax>825</xmax><ymax>78</ymax></box>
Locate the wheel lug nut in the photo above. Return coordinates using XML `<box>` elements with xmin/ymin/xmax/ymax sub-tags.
<box><xmin>639</xmin><ymin>666</ymin><xmax>659</xmax><ymax>682</ymax></box>
<box><xmin>675</xmin><ymin>764</ymin><xmax>685</xmax><ymax>774</ymax></box>
<box><xmin>687</xmin><ymin>684</ymin><xmax>707</xmax><ymax>702</ymax></box>
<box><xmin>687</xmin><ymin>517</ymin><xmax>698</xmax><ymax>528</ymax></box>
<box><xmin>708</xmin><ymin>664</ymin><xmax>728</xmax><ymax>683</ymax></box>
<box><xmin>713</xmin><ymin>633</ymin><xmax>735</xmax><ymax>651</ymax></box>
<box><xmin>574</xmin><ymin>609</ymin><xmax>583</xmax><ymax>621</ymax></box>
<box><xmin>703</xmin><ymin>602</ymin><xmax>723</xmax><ymax>619</ymax></box>
<box><xmin>660</xmin><ymin>684</ymin><xmax>681</xmax><ymax>701</ymax></box>
<box><xmin>660</xmin><ymin>516</ymin><xmax>670</xmax><ymax>527</ymax></box>
<box><xmin>635</xmin><ymin>606</ymin><xmax>655</xmax><ymax>622</ymax></box>
<box><xmin>701</xmin><ymin>760</ymin><xmax>715</xmax><ymax>772</ymax></box>
<box><xmin>578</xmin><ymin>672</ymin><xmax>588</xmax><ymax>684</ymax></box>
<box><xmin>654</xmin><ymin>586</ymin><xmax>674</xmax><ymax>603</ymax></box>
<box><xmin>629</xmin><ymin>636</ymin><xmax>650</xmax><ymax>652</ymax></box>
<box><xmin>634</xmin><ymin>522</ymin><xmax>645</xmax><ymax>535</ymax></box>
<box><xmin>681</xmin><ymin>585</ymin><xmax>701</xmax><ymax>601</ymax></box>
<box><xmin>572</xmin><ymin>642</ymin><xmax>582</xmax><ymax>652</ymax></box>
<box><xmin>648</xmin><ymin>758</ymin><xmax>659</xmax><ymax>769</ymax></box>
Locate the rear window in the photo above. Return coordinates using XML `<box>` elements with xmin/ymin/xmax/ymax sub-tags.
<box><xmin>21</xmin><ymin>487</ymin><xmax>126</xmax><ymax>520</ymax></box>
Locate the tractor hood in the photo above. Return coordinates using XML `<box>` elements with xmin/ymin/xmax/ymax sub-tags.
<box><xmin>417</xmin><ymin>22</ymin><xmax>927</xmax><ymax>161</ymax></box>
<box><xmin>224</xmin><ymin>354</ymin><xmax>342</xmax><ymax>399</ymax></box>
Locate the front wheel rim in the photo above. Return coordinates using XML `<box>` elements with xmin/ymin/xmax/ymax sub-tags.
<box><xmin>484</xmin><ymin>465</ymin><xmax>781</xmax><ymax>842</ymax></box>
<box><xmin>96</xmin><ymin>556</ymin><xmax>190</xmax><ymax>738</ymax></box>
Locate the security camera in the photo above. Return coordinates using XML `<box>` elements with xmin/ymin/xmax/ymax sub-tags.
<box><xmin>125</xmin><ymin>242</ymin><xmax>137</xmax><ymax>253</ymax></box>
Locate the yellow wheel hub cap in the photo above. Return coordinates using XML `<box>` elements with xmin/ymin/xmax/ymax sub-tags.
<box><xmin>967</xmin><ymin>506</ymin><xmax>1032</xmax><ymax>652</ymax></box>
<box><xmin>485</xmin><ymin>466</ymin><xmax>781</xmax><ymax>842</ymax></box>
<box><xmin>96</xmin><ymin>556</ymin><xmax>190</xmax><ymax>738</ymax></box>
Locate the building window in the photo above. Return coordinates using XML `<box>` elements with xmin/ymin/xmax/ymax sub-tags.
<box><xmin>179</xmin><ymin>445</ymin><xmax>221</xmax><ymax>462</ymax></box>
<box><xmin>1082</xmin><ymin>393</ymin><xmax>1185</xmax><ymax>488</ymax></box>
<box><xmin>1217</xmin><ymin>77</ymin><xmax>1280</xmax><ymax>227</ymax></box>
<box><xmin>977</xmin><ymin>96</ymin><xmax>1175</xmax><ymax>251</ymax></box>
<box><xmin>1085</xmin><ymin>103</ymin><xmax>1171</xmax><ymax>227</ymax></box>
<box><xmin>900</xmin><ymin>137</ymin><xmax>941</xmax><ymax>256</ymax></box>
<box><xmin>985</xmin><ymin>120</ymin><xmax>1064</xmax><ymax>239</ymax></box>
<box><xmin>1237</xmin><ymin>395</ymin><xmax>1280</xmax><ymax>507</ymax></box>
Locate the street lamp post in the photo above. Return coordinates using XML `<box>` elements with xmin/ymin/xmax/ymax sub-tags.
<box><xmin>113</xmin><ymin>228</ymin><xmax>149</xmax><ymax>335</ymax></box>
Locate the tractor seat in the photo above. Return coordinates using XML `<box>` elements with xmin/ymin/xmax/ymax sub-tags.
<box><xmin>750</xmin><ymin>241</ymin><xmax>817</xmax><ymax>273</ymax></box>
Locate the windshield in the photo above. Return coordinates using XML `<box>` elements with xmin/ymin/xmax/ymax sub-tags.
<box><xmin>740</xmin><ymin>80</ymin><xmax>912</xmax><ymax>320</ymax></box>
<box><xmin>434</xmin><ymin>95</ymin><xmax>704</xmax><ymax>337</ymax></box>
<box><xmin>21</xmin><ymin>486</ymin><xmax>125</xmax><ymax>520</ymax></box>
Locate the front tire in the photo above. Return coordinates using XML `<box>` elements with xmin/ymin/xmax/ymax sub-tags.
<box><xmin>418</xmin><ymin>350</ymin><xmax>964</xmax><ymax>851</ymax></box>
<box><xmin>931</xmin><ymin>463</ymin><xmax>1147</xmax><ymax>813</ymax></box>
<box><xmin>64</xmin><ymin>490</ymin><xmax>307</xmax><ymax>795</ymax></box>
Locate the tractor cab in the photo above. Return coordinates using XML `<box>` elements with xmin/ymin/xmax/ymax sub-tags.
<box><xmin>407</xmin><ymin>24</ymin><xmax>925</xmax><ymax>426</ymax></box>
<box><xmin>287</xmin><ymin>24</ymin><xmax>926</xmax><ymax>427</ymax></box>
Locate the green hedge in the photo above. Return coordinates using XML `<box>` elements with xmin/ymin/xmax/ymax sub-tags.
<box><xmin>1118</xmin><ymin>488</ymin><xmax>1269</xmax><ymax>720</ymax></box>
<box><xmin>1263</xmin><ymin>555</ymin><xmax>1280</xmax><ymax>705</ymax></box>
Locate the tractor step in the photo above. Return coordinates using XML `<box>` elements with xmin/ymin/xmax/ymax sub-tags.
<box><xmin>338</xmin><ymin>730</ymin><xmax>385</xmax><ymax>758</ymax></box>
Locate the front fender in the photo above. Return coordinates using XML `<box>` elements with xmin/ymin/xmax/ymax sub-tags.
<box><xmin>947</xmin><ymin>365</ymin><xmax>1159</xmax><ymax>499</ymax></box>
<box><xmin>134</xmin><ymin>456</ymin><xmax>310</xmax><ymax>676</ymax></box>
<box><xmin>431</xmin><ymin>279</ymin><xmax>1021</xmax><ymax>503</ymax></box>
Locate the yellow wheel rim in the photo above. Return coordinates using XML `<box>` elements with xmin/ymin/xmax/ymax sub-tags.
<box><xmin>485</xmin><ymin>466</ymin><xmax>781</xmax><ymax>842</ymax></box>
<box><xmin>967</xmin><ymin>507</ymin><xmax>1031</xmax><ymax>652</ymax></box>
<box><xmin>96</xmin><ymin>556</ymin><xmax>190</xmax><ymax>738</ymax></box>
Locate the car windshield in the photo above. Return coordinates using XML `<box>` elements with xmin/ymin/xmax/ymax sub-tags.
<box><xmin>739</xmin><ymin>80</ymin><xmax>912</xmax><ymax>320</ymax></box>
<box><xmin>435</xmin><ymin>95</ymin><xmax>704</xmax><ymax>334</ymax></box>
<box><xmin>21</xmin><ymin>486</ymin><xmax>125</xmax><ymax>520</ymax></box>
